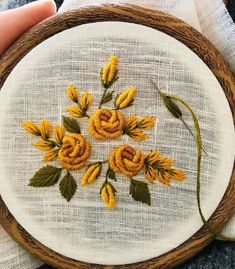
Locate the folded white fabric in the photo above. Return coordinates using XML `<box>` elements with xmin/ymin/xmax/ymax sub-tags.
<box><xmin>0</xmin><ymin>0</ymin><xmax>234</xmax><ymax>268</ymax></box>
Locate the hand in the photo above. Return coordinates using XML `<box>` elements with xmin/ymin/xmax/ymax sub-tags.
<box><xmin>0</xmin><ymin>0</ymin><xmax>56</xmax><ymax>56</ymax></box>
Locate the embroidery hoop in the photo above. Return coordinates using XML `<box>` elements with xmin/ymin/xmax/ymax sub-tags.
<box><xmin>0</xmin><ymin>4</ymin><xmax>234</xmax><ymax>268</ymax></box>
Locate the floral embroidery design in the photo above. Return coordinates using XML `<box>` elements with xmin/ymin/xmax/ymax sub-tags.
<box><xmin>23</xmin><ymin>55</ymin><xmax>186</xmax><ymax>208</ymax></box>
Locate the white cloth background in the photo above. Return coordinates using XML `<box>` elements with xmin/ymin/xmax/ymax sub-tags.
<box><xmin>0</xmin><ymin>0</ymin><xmax>234</xmax><ymax>268</ymax></box>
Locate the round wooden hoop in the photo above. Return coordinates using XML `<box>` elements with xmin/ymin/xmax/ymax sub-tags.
<box><xmin>0</xmin><ymin>4</ymin><xmax>234</xmax><ymax>269</ymax></box>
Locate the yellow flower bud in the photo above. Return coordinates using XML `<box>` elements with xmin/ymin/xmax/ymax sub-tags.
<box><xmin>80</xmin><ymin>92</ymin><xmax>93</xmax><ymax>112</ymax></box>
<box><xmin>138</xmin><ymin>116</ymin><xmax>156</xmax><ymax>129</ymax></box>
<box><xmin>22</xmin><ymin>121</ymin><xmax>41</xmax><ymax>136</ymax></box>
<box><xmin>144</xmin><ymin>151</ymin><xmax>161</xmax><ymax>165</ymax></box>
<box><xmin>33</xmin><ymin>140</ymin><xmax>55</xmax><ymax>151</ymax></box>
<box><xmin>128</xmin><ymin>129</ymin><xmax>149</xmax><ymax>141</ymax></box>
<box><xmin>144</xmin><ymin>165</ymin><xmax>156</xmax><ymax>184</ymax></box>
<box><xmin>170</xmin><ymin>168</ymin><xmax>187</xmax><ymax>181</ymax></box>
<box><xmin>100</xmin><ymin>182</ymin><xmax>116</xmax><ymax>209</ymax></box>
<box><xmin>123</xmin><ymin>115</ymin><xmax>138</xmax><ymax>132</ymax></box>
<box><xmin>101</xmin><ymin>55</ymin><xmax>118</xmax><ymax>87</ymax></box>
<box><xmin>67</xmin><ymin>84</ymin><xmax>79</xmax><ymax>103</ymax></box>
<box><xmin>54</xmin><ymin>124</ymin><xmax>65</xmax><ymax>145</ymax></box>
<box><xmin>39</xmin><ymin>119</ymin><xmax>52</xmax><ymax>140</ymax></box>
<box><xmin>156</xmin><ymin>156</ymin><xmax>175</xmax><ymax>168</ymax></box>
<box><xmin>115</xmin><ymin>86</ymin><xmax>136</xmax><ymax>109</ymax></box>
<box><xmin>66</xmin><ymin>106</ymin><xmax>84</xmax><ymax>118</ymax></box>
<box><xmin>81</xmin><ymin>163</ymin><xmax>102</xmax><ymax>186</ymax></box>
<box><xmin>43</xmin><ymin>149</ymin><xmax>59</xmax><ymax>161</ymax></box>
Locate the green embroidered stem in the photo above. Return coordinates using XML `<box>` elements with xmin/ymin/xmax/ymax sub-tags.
<box><xmin>44</xmin><ymin>138</ymin><xmax>60</xmax><ymax>148</ymax></box>
<box><xmin>99</xmin><ymin>87</ymin><xmax>108</xmax><ymax>109</ymax></box>
<box><xmin>149</xmin><ymin>79</ymin><xmax>208</xmax><ymax>156</ymax></box>
<box><xmin>105</xmin><ymin>168</ymin><xmax>109</xmax><ymax>183</ymax></box>
<box><xmin>169</xmin><ymin>95</ymin><xmax>235</xmax><ymax>241</ymax></box>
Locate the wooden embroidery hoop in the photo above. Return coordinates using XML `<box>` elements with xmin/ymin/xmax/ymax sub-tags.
<box><xmin>0</xmin><ymin>4</ymin><xmax>235</xmax><ymax>269</ymax></box>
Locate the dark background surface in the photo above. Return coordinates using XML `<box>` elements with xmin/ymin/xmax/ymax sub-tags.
<box><xmin>4</xmin><ymin>0</ymin><xmax>235</xmax><ymax>268</ymax></box>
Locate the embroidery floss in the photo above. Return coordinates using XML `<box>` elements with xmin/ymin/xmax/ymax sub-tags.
<box><xmin>99</xmin><ymin>55</ymin><xmax>118</xmax><ymax>108</ymax></box>
<box><xmin>22</xmin><ymin>121</ymin><xmax>41</xmax><ymax>136</ymax></box>
<box><xmin>100</xmin><ymin>182</ymin><xmax>116</xmax><ymax>209</ymax></box>
<box><xmin>81</xmin><ymin>162</ymin><xmax>102</xmax><ymax>186</ymax></box>
<box><xmin>43</xmin><ymin>149</ymin><xmax>59</xmax><ymax>161</ymax></box>
<box><xmin>123</xmin><ymin>115</ymin><xmax>156</xmax><ymax>141</ymax></box>
<box><xmin>101</xmin><ymin>55</ymin><xmax>118</xmax><ymax>88</ymax></box>
<box><xmin>88</xmin><ymin>108</ymin><xmax>124</xmax><ymax>140</ymax></box>
<box><xmin>66</xmin><ymin>84</ymin><xmax>92</xmax><ymax>118</ymax></box>
<box><xmin>109</xmin><ymin>145</ymin><xmax>145</xmax><ymax>177</ymax></box>
<box><xmin>58</xmin><ymin>133</ymin><xmax>91</xmax><ymax>170</ymax></box>
<box><xmin>144</xmin><ymin>151</ymin><xmax>186</xmax><ymax>186</ymax></box>
<box><xmin>169</xmin><ymin>95</ymin><xmax>235</xmax><ymax>241</ymax></box>
<box><xmin>67</xmin><ymin>83</ymin><xmax>79</xmax><ymax>103</ymax></box>
<box><xmin>54</xmin><ymin>124</ymin><xmax>65</xmax><ymax>145</ymax></box>
<box><xmin>39</xmin><ymin>119</ymin><xmax>52</xmax><ymax>140</ymax></box>
<box><xmin>114</xmin><ymin>86</ymin><xmax>136</xmax><ymax>109</ymax></box>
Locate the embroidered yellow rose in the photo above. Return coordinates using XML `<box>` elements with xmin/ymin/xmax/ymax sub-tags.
<box><xmin>58</xmin><ymin>133</ymin><xmax>91</xmax><ymax>170</ymax></box>
<box><xmin>88</xmin><ymin>108</ymin><xmax>124</xmax><ymax>140</ymax></box>
<box><xmin>109</xmin><ymin>145</ymin><xmax>145</xmax><ymax>177</ymax></box>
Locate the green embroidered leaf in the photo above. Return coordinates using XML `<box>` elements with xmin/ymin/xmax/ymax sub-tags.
<box><xmin>29</xmin><ymin>166</ymin><xmax>62</xmax><ymax>187</ymax></box>
<box><xmin>59</xmin><ymin>171</ymin><xmax>77</xmax><ymax>202</ymax></box>
<box><xmin>130</xmin><ymin>179</ymin><xmax>151</xmax><ymax>206</ymax></box>
<box><xmin>62</xmin><ymin>116</ymin><xmax>81</xmax><ymax>133</ymax></box>
<box><xmin>107</xmin><ymin>167</ymin><xmax>116</xmax><ymax>181</ymax></box>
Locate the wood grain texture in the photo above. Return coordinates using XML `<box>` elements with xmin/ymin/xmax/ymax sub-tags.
<box><xmin>0</xmin><ymin>4</ymin><xmax>234</xmax><ymax>269</ymax></box>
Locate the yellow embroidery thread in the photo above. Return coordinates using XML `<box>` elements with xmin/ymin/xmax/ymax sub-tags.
<box><xmin>123</xmin><ymin>115</ymin><xmax>157</xmax><ymax>141</ymax></box>
<box><xmin>58</xmin><ymin>133</ymin><xmax>91</xmax><ymax>170</ymax></box>
<box><xmin>54</xmin><ymin>124</ymin><xmax>65</xmax><ymax>145</ymax></box>
<box><xmin>66</xmin><ymin>84</ymin><xmax>92</xmax><ymax>118</ymax></box>
<box><xmin>43</xmin><ymin>149</ymin><xmax>59</xmax><ymax>161</ymax></box>
<box><xmin>115</xmin><ymin>86</ymin><xmax>136</xmax><ymax>109</ymax></box>
<box><xmin>81</xmin><ymin>162</ymin><xmax>102</xmax><ymax>186</ymax></box>
<box><xmin>88</xmin><ymin>108</ymin><xmax>124</xmax><ymax>140</ymax></box>
<box><xmin>100</xmin><ymin>182</ymin><xmax>116</xmax><ymax>209</ymax></box>
<box><xmin>39</xmin><ymin>119</ymin><xmax>52</xmax><ymax>140</ymax></box>
<box><xmin>144</xmin><ymin>151</ymin><xmax>186</xmax><ymax>186</ymax></box>
<box><xmin>67</xmin><ymin>84</ymin><xmax>79</xmax><ymax>103</ymax></box>
<box><xmin>23</xmin><ymin>55</ymin><xmax>187</xmax><ymax>208</ymax></box>
<box><xmin>101</xmin><ymin>55</ymin><xmax>118</xmax><ymax>88</ymax></box>
<box><xmin>22</xmin><ymin>121</ymin><xmax>41</xmax><ymax>136</ymax></box>
<box><xmin>109</xmin><ymin>145</ymin><xmax>145</xmax><ymax>177</ymax></box>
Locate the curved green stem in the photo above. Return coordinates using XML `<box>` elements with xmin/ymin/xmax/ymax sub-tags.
<box><xmin>170</xmin><ymin>95</ymin><xmax>235</xmax><ymax>241</ymax></box>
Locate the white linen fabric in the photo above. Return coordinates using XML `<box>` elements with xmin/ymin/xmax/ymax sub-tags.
<box><xmin>0</xmin><ymin>0</ymin><xmax>235</xmax><ymax>268</ymax></box>
<box><xmin>0</xmin><ymin>21</ymin><xmax>234</xmax><ymax>265</ymax></box>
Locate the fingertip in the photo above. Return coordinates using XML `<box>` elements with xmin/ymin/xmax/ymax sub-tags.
<box><xmin>32</xmin><ymin>0</ymin><xmax>57</xmax><ymax>18</ymax></box>
<box><xmin>0</xmin><ymin>0</ymin><xmax>57</xmax><ymax>56</ymax></box>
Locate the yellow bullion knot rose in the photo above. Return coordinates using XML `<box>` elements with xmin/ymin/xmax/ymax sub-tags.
<box><xmin>58</xmin><ymin>133</ymin><xmax>91</xmax><ymax>170</ymax></box>
<box><xmin>81</xmin><ymin>162</ymin><xmax>102</xmax><ymax>186</ymax></box>
<box><xmin>88</xmin><ymin>108</ymin><xmax>124</xmax><ymax>140</ymax></box>
<box><xmin>115</xmin><ymin>86</ymin><xmax>136</xmax><ymax>109</ymax></box>
<box><xmin>109</xmin><ymin>145</ymin><xmax>145</xmax><ymax>177</ymax></box>
<box><xmin>100</xmin><ymin>182</ymin><xmax>116</xmax><ymax>209</ymax></box>
<box><xmin>101</xmin><ymin>55</ymin><xmax>118</xmax><ymax>88</ymax></box>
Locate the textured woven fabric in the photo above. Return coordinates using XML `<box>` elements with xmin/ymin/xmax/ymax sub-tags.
<box><xmin>0</xmin><ymin>22</ymin><xmax>234</xmax><ymax>265</ymax></box>
<box><xmin>0</xmin><ymin>0</ymin><xmax>235</xmax><ymax>268</ymax></box>
<box><xmin>58</xmin><ymin>0</ymin><xmax>235</xmax><ymax>237</ymax></box>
